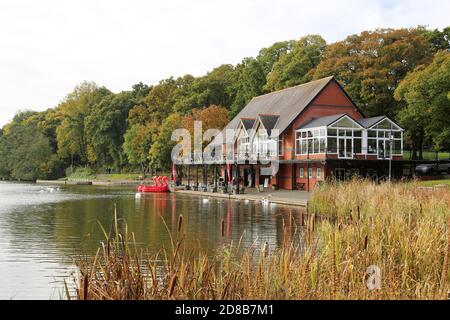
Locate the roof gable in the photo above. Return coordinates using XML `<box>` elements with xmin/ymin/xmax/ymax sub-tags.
<box><xmin>209</xmin><ymin>76</ymin><xmax>361</xmax><ymax>146</ymax></box>
<box><xmin>222</xmin><ymin>76</ymin><xmax>334</xmax><ymax>132</ymax></box>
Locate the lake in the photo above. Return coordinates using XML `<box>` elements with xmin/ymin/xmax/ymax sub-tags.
<box><xmin>0</xmin><ymin>181</ymin><xmax>305</xmax><ymax>299</ymax></box>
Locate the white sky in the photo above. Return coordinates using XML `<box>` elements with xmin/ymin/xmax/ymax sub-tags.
<box><xmin>0</xmin><ymin>0</ymin><xmax>449</xmax><ymax>126</ymax></box>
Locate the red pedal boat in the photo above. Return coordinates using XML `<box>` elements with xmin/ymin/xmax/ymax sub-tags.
<box><xmin>137</xmin><ymin>176</ymin><xmax>169</xmax><ymax>193</ymax></box>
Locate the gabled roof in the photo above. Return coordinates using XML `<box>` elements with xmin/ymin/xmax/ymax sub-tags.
<box><xmin>358</xmin><ymin>116</ymin><xmax>385</xmax><ymax>128</ymax></box>
<box><xmin>210</xmin><ymin>76</ymin><xmax>336</xmax><ymax>146</ymax></box>
<box><xmin>297</xmin><ymin>113</ymin><xmax>347</xmax><ymax>130</ymax></box>
<box><xmin>241</xmin><ymin>118</ymin><xmax>255</xmax><ymax>131</ymax></box>
<box><xmin>258</xmin><ymin>115</ymin><xmax>280</xmax><ymax>137</ymax></box>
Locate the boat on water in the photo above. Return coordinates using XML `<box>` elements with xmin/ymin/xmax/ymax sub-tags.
<box><xmin>137</xmin><ymin>176</ymin><xmax>169</xmax><ymax>193</ymax></box>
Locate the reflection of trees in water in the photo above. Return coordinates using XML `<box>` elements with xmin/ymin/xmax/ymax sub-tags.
<box><xmin>47</xmin><ymin>193</ymin><xmax>306</xmax><ymax>259</ymax></box>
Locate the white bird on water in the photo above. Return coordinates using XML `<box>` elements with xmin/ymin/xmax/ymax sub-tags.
<box><xmin>203</xmin><ymin>198</ymin><xmax>209</xmax><ymax>204</ymax></box>
<box><xmin>261</xmin><ymin>198</ymin><xmax>270</xmax><ymax>205</ymax></box>
<box><xmin>135</xmin><ymin>193</ymin><xmax>142</xmax><ymax>199</ymax></box>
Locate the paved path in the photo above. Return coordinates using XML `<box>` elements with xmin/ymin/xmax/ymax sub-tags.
<box><xmin>175</xmin><ymin>188</ymin><xmax>310</xmax><ymax>207</ymax></box>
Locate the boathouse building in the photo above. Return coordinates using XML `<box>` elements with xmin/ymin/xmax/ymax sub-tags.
<box><xmin>184</xmin><ymin>76</ymin><xmax>404</xmax><ymax>192</ymax></box>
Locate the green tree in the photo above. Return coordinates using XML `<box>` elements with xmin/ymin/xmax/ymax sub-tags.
<box><xmin>265</xmin><ymin>35</ymin><xmax>326</xmax><ymax>91</ymax></box>
<box><xmin>148</xmin><ymin>113</ymin><xmax>183</xmax><ymax>170</ymax></box>
<box><xmin>0</xmin><ymin>113</ymin><xmax>58</xmax><ymax>180</ymax></box>
<box><xmin>123</xmin><ymin>123</ymin><xmax>154</xmax><ymax>174</ymax></box>
<box><xmin>418</xmin><ymin>26</ymin><xmax>450</xmax><ymax>52</ymax></box>
<box><xmin>230</xmin><ymin>57</ymin><xmax>266</xmax><ymax>118</ymax></box>
<box><xmin>56</xmin><ymin>82</ymin><xmax>110</xmax><ymax>165</ymax></box>
<box><xmin>84</xmin><ymin>91</ymin><xmax>137</xmax><ymax>169</ymax></box>
<box><xmin>395</xmin><ymin>51</ymin><xmax>450</xmax><ymax>158</ymax></box>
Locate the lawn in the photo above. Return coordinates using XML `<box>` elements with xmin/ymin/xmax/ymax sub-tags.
<box><xmin>417</xmin><ymin>179</ymin><xmax>450</xmax><ymax>187</ymax></box>
<box><xmin>403</xmin><ymin>150</ymin><xmax>450</xmax><ymax>160</ymax></box>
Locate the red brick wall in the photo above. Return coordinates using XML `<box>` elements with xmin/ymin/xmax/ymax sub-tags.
<box><xmin>283</xmin><ymin>80</ymin><xmax>363</xmax><ymax>160</ymax></box>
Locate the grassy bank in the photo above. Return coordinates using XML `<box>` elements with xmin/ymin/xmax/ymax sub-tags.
<box><xmin>417</xmin><ymin>179</ymin><xmax>450</xmax><ymax>187</ymax></box>
<box><xmin>70</xmin><ymin>180</ymin><xmax>450</xmax><ymax>300</ymax></box>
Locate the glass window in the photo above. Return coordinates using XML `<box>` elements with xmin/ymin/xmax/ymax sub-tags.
<box><xmin>313</xmin><ymin>138</ymin><xmax>319</xmax><ymax>153</ymax></box>
<box><xmin>354</xmin><ymin>139</ymin><xmax>362</xmax><ymax>154</ymax></box>
<box><xmin>301</xmin><ymin>140</ymin><xmax>307</xmax><ymax>155</ymax></box>
<box><xmin>296</xmin><ymin>139</ymin><xmax>301</xmax><ymax>155</ymax></box>
<box><xmin>317</xmin><ymin>167</ymin><xmax>322</xmax><ymax>179</ymax></box>
<box><xmin>306</xmin><ymin>140</ymin><xmax>311</xmax><ymax>154</ymax></box>
<box><xmin>327</xmin><ymin>138</ymin><xmax>337</xmax><ymax>153</ymax></box>
<box><xmin>368</xmin><ymin>130</ymin><xmax>376</xmax><ymax>138</ymax></box>
<box><xmin>376</xmin><ymin>119</ymin><xmax>392</xmax><ymax>130</ymax></box>
<box><xmin>308</xmin><ymin>167</ymin><xmax>313</xmax><ymax>178</ymax></box>
<box><xmin>278</xmin><ymin>138</ymin><xmax>284</xmax><ymax>156</ymax></box>
<box><xmin>328</xmin><ymin>128</ymin><xmax>337</xmax><ymax>136</ymax></box>
<box><xmin>319</xmin><ymin>138</ymin><xmax>326</xmax><ymax>153</ymax></box>
<box><xmin>299</xmin><ymin>167</ymin><xmax>304</xmax><ymax>178</ymax></box>
<box><xmin>338</xmin><ymin>129</ymin><xmax>346</xmax><ymax>136</ymax></box>
<box><xmin>354</xmin><ymin>130</ymin><xmax>362</xmax><ymax>138</ymax></box>
<box><xmin>334</xmin><ymin>117</ymin><xmax>357</xmax><ymax>128</ymax></box>
<box><xmin>393</xmin><ymin>140</ymin><xmax>402</xmax><ymax>155</ymax></box>
<box><xmin>319</xmin><ymin>128</ymin><xmax>326</xmax><ymax>136</ymax></box>
<box><xmin>368</xmin><ymin>139</ymin><xmax>377</xmax><ymax>154</ymax></box>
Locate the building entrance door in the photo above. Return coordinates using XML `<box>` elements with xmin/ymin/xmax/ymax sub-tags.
<box><xmin>338</xmin><ymin>137</ymin><xmax>353</xmax><ymax>159</ymax></box>
<box><xmin>377</xmin><ymin>139</ymin><xmax>392</xmax><ymax>159</ymax></box>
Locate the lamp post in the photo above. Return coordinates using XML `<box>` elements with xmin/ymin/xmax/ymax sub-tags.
<box><xmin>389</xmin><ymin>133</ymin><xmax>394</xmax><ymax>183</ymax></box>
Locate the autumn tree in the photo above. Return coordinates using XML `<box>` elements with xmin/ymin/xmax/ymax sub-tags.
<box><xmin>312</xmin><ymin>28</ymin><xmax>432</xmax><ymax>117</ymax></box>
<box><xmin>182</xmin><ymin>105</ymin><xmax>229</xmax><ymax>150</ymax></box>
<box><xmin>395</xmin><ymin>50</ymin><xmax>450</xmax><ymax>158</ymax></box>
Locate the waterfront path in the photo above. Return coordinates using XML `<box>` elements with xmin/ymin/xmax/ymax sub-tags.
<box><xmin>175</xmin><ymin>188</ymin><xmax>310</xmax><ymax>207</ymax></box>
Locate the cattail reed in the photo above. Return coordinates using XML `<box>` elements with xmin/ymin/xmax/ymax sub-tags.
<box><xmin>177</xmin><ymin>214</ymin><xmax>183</xmax><ymax>232</ymax></box>
<box><xmin>221</xmin><ymin>219</ymin><xmax>225</xmax><ymax>237</ymax></box>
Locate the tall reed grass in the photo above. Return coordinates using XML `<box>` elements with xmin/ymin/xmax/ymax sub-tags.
<box><xmin>69</xmin><ymin>180</ymin><xmax>450</xmax><ymax>300</ymax></box>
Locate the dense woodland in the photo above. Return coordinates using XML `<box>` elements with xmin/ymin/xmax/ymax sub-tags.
<box><xmin>0</xmin><ymin>26</ymin><xmax>449</xmax><ymax>181</ymax></box>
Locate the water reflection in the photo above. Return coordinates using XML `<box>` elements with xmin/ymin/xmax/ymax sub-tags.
<box><xmin>0</xmin><ymin>182</ymin><xmax>304</xmax><ymax>299</ymax></box>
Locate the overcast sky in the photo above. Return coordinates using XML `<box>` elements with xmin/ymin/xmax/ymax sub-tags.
<box><xmin>0</xmin><ymin>0</ymin><xmax>449</xmax><ymax>126</ymax></box>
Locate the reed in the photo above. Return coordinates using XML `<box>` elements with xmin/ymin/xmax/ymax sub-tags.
<box><xmin>70</xmin><ymin>179</ymin><xmax>450</xmax><ymax>300</ymax></box>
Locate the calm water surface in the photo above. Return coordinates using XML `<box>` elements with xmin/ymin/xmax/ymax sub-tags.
<box><xmin>0</xmin><ymin>181</ymin><xmax>304</xmax><ymax>299</ymax></box>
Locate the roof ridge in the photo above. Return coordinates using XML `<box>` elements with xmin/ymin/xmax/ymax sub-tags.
<box><xmin>252</xmin><ymin>76</ymin><xmax>334</xmax><ymax>100</ymax></box>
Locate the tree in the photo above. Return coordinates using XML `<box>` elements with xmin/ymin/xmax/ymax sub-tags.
<box><xmin>172</xmin><ymin>65</ymin><xmax>238</xmax><ymax>114</ymax></box>
<box><xmin>229</xmin><ymin>57</ymin><xmax>266</xmax><ymax>118</ymax></box>
<box><xmin>123</xmin><ymin>123</ymin><xmax>154</xmax><ymax>174</ymax></box>
<box><xmin>84</xmin><ymin>91</ymin><xmax>137</xmax><ymax>169</ymax></box>
<box><xmin>0</xmin><ymin>113</ymin><xmax>58</xmax><ymax>180</ymax></box>
<box><xmin>265</xmin><ymin>35</ymin><xmax>326</xmax><ymax>91</ymax></box>
<box><xmin>56</xmin><ymin>82</ymin><xmax>110</xmax><ymax>165</ymax></box>
<box><xmin>312</xmin><ymin>28</ymin><xmax>432</xmax><ymax>117</ymax></box>
<box><xmin>148</xmin><ymin>113</ymin><xmax>183</xmax><ymax>170</ymax></box>
<box><xmin>395</xmin><ymin>51</ymin><xmax>450</xmax><ymax>158</ymax></box>
<box><xmin>182</xmin><ymin>105</ymin><xmax>229</xmax><ymax>149</ymax></box>
<box><xmin>418</xmin><ymin>26</ymin><xmax>450</xmax><ymax>52</ymax></box>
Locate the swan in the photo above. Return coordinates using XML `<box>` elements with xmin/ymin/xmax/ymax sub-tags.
<box><xmin>261</xmin><ymin>198</ymin><xmax>270</xmax><ymax>205</ymax></box>
<box><xmin>202</xmin><ymin>198</ymin><xmax>209</xmax><ymax>204</ymax></box>
<box><xmin>135</xmin><ymin>193</ymin><xmax>142</xmax><ymax>199</ymax></box>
